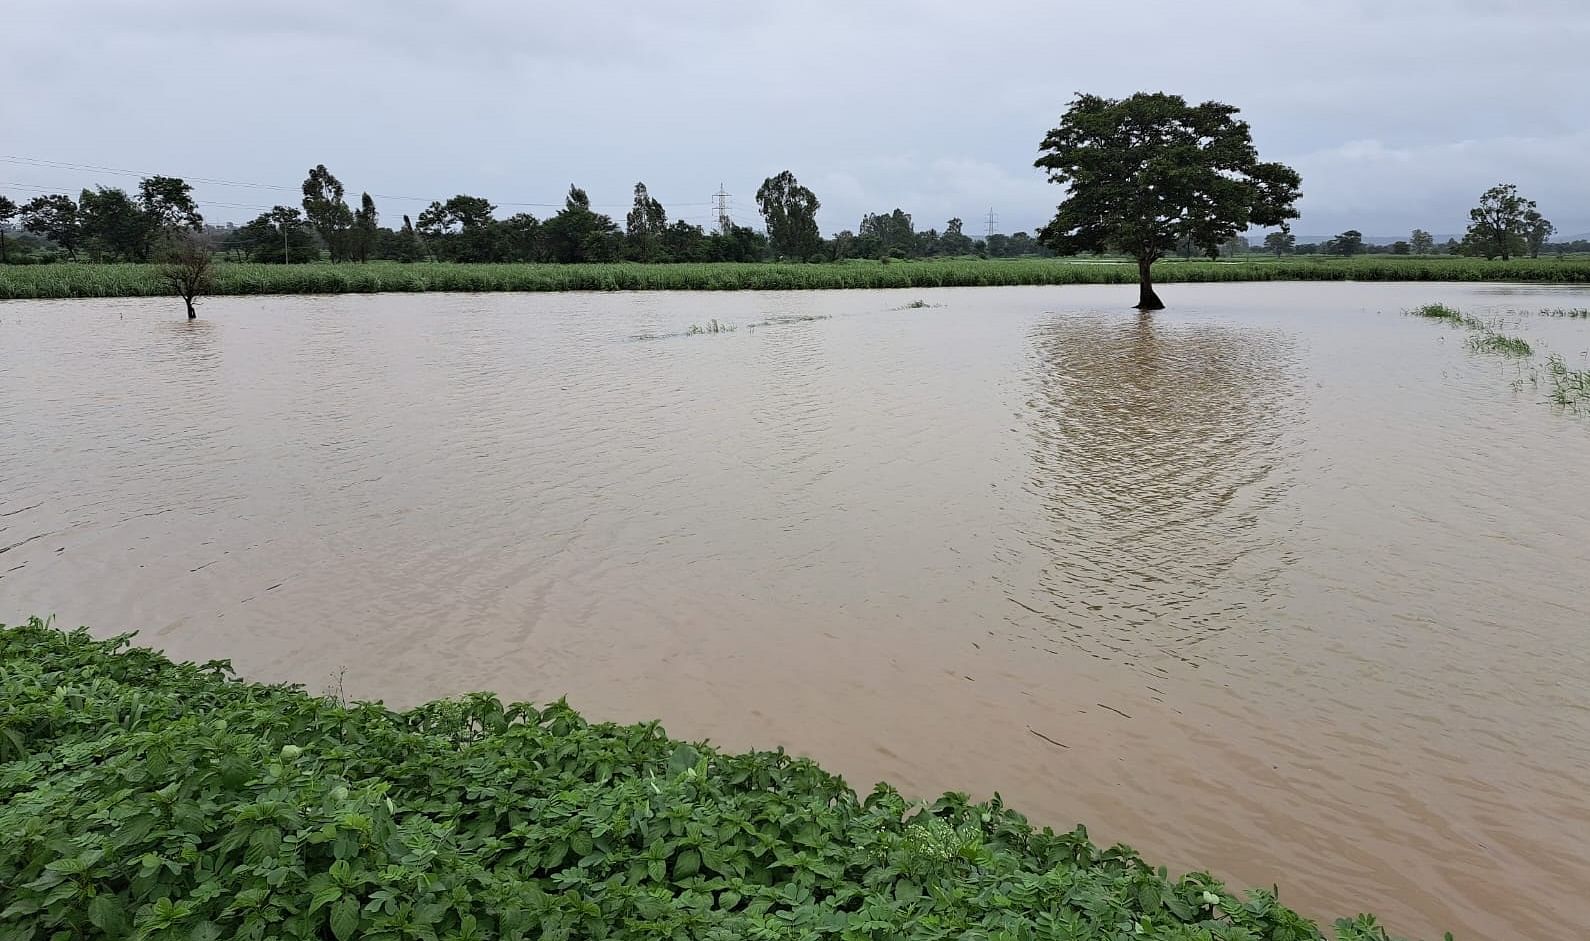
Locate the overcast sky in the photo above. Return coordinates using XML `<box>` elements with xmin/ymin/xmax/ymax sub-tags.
<box><xmin>7</xmin><ymin>0</ymin><xmax>1588</xmax><ymax>240</ymax></box>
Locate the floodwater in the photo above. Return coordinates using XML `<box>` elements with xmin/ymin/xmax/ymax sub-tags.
<box><xmin>3</xmin><ymin>282</ymin><xmax>1589</xmax><ymax>939</ymax></box>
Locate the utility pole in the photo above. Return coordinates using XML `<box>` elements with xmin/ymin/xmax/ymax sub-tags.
<box><xmin>713</xmin><ymin>184</ymin><xmax>732</xmax><ymax>234</ymax></box>
<box><xmin>985</xmin><ymin>207</ymin><xmax>998</xmax><ymax>240</ymax></box>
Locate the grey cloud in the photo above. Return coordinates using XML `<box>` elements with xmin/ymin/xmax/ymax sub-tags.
<box><xmin>7</xmin><ymin>0</ymin><xmax>1587</xmax><ymax>238</ymax></box>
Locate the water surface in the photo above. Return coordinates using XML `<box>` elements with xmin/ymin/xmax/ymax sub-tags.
<box><xmin>4</xmin><ymin>283</ymin><xmax>1589</xmax><ymax>939</ymax></box>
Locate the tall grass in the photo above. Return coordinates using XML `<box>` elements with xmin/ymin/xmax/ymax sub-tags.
<box><xmin>4</xmin><ymin>256</ymin><xmax>1590</xmax><ymax>300</ymax></box>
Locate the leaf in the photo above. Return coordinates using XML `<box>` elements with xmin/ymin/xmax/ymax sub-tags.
<box><xmin>667</xmin><ymin>744</ymin><xmax>702</xmax><ymax>777</ymax></box>
<box><xmin>1</xmin><ymin>899</ymin><xmax>42</xmax><ymax>919</ymax></box>
<box><xmin>675</xmin><ymin>849</ymin><xmax>701</xmax><ymax>879</ymax></box>
<box><xmin>310</xmin><ymin>886</ymin><xmax>345</xmax><ymax>913</ymax></box>
<box><xmin>330</xmin><ymin>897</ymin><xmax>360</xmax><ymax>941</ymax></box>
<box><xmin>88</xmin><ymin>894</ymin><xmax>127</xmax><ymax>933</ymax></box>
<box><xmin>45</xmin><ymin>855</ymin><xmax>88</xmax><ymax>875</ymax></box>
<box><xmin>1162</xmin><ymin>892</ymin><xmax>1193</xmax><ymax>920</ymax></box>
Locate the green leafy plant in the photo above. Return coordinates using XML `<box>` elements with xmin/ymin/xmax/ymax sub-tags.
<box><xmin>1</xmin><ymin>619</ymin><xmax>1432</xmax><ymax>941</ymax></box>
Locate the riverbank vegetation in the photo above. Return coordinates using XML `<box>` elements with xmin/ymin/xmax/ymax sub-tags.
<box><xmin>0</xmin><ymin>618</ymin><xmax>1424</xmax><ymax>941</ymax></box>
<box><xmin>4</xmin><ymin>256</ymin><xmax>1589</xmax><ymax>300</ymax></box>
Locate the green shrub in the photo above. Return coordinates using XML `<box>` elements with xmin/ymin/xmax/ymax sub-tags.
<box><xmin>0</xmin><ymin>619</ymin><xmax>1423</xmax><ymax>940</ymax></box>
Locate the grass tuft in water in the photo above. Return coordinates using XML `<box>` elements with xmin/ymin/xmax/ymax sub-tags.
<box><xmin>1466</xmin><ymin>330</ymin><xmax>1533</xmax><ymax>356</ymax></box>
<box><xmin>685</xmin><ymin>318</ymin><xmax>735</xmax><ymax>335</ymax></box>
<box><xmin>1407</xmin><ymin>303</ymin><xmax>1465</xmax><ymax>320</ymax></box>
<box><xmin>1542</xmin><ymin>355</ymin><xmax>1590</xmax><ymax>407</ymax></box>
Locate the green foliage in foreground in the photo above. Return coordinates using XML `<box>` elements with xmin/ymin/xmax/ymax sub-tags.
<box><xmin>2</xmin><ymin>257</ymin><xmax>1589</xmax><ymax>300</ymax></box>
<box><xmin>0</xmin><ymin>619</ymin><xmax>1422</xmax><ymax>941</ymax></box>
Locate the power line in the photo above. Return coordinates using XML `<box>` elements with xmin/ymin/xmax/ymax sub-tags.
<box><xmin>0</xmin><ymin>154</ymin><xmax>715</xmax><ymax>210</ymax></box>
<box><xmin>985</xmin><ymin>207</ymin><xmax>999</xmax><ymax>239</ymax></box>
<box><xmin>2</xmin><ymin>179</ymin><xmax>755</xmax><ymax>235</ymax></box>
<box><xmin>0</xmin><ymin>180</ymin><xmax>276</xmax><ymax>214</ymax></box>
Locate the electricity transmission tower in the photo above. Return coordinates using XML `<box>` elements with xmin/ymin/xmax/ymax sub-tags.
<box><xmin>985</xmin><ymin>207</ymin><xmax>999</xmax><ymax>239</ymax></box>
<box><xmin>713</xmin><ymin>185</ymin><xmax>732</xmax><ymax>234</ymax></box>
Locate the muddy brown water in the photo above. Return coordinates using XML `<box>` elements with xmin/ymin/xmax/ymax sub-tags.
<box><xmin>3</xmin><ymin>282</ymin><xmax>1588</xmax><ymax>939</ymax></box>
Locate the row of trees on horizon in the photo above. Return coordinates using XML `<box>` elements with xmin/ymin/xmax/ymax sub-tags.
<box><xmin>0</xmin><ymin>167</ymin><xmax>1056</xmax><ymax>266</ymax></box>
<box><xmin>0</xmin><ymin>167</ymin><xmax>1574</xmax><ymax>267</ymax></box>
<box><xmin>1237</xmin><ymin>184</ymin><xmax>1561</xmax><ymax>260</ymax></box>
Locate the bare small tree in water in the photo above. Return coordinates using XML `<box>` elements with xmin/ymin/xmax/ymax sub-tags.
<box><xmin>159</xmin><ymin>233</ymin><xmax>214</xmax><ymax>319</ymax></box>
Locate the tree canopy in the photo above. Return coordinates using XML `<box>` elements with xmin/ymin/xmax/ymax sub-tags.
<box><xmin>19</xmin><ymin>194</ymin><xmax>83</xmax><ymax>260</ymax></box>
<box><xmin>225</xmin><ymin>206</ymin><xmax>318</xmax><ymax>263</ymax></box>
<box><xmin>1034</xmin><ymin>91</ymin><xmax>1301</xmax><ymax>309</ymax></box>
<box><xmin>0</xmin><ymin>196</ymin><xmax>16</xmax><ymax>263</ymax></box>
<box><xmin>755</xmin><ymin>171</ymin><xmax>822</xmax><ymax>261</ymax></box>
<box><xmin>301</xmin><ymin>165</ymin><xmax>354</xmax><ymax>262</ymax></box>
<box><xmin>625</xmin><ymin>183</ymin><xmax>668</xmax><ymax>262</ymax></box>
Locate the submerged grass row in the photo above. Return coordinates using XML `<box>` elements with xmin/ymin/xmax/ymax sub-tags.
<box><xmin>1408</xmin><ymin>303</ymin><xmax>1588</xmax><ymax>407</ymax></box>
<box><xmin>1408</xmin><ymin>304</ymin><xmax>1532</xmax><ymax>355</ymax></box>
<box><xmin>0</xmin><ymin>619</ymin><xmax>1425</xmax><ymax>941</ymax></box>
<box><xmin>3</xmin><ymin>257</ymin><xmax>1590</xmax><ymax>299</ymax></box>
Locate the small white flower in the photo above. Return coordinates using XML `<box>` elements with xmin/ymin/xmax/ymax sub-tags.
<box><xmin>1201</xmin><ymin>890</ymin><xmax>1221</xmax><ymax>906</ymax></box>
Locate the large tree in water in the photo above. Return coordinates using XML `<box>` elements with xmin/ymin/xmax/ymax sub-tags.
<box><xmin>1035</xmin><ymin>92</ymin><xmax>1301</xmax><ymax>310</ymax></box>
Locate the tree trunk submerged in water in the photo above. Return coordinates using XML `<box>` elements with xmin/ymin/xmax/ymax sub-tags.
<box><xmin>1136</xmin><ymin>256</ymin><xmax>1165</xmax><ymax>310</ymax></box>
<box><xmin>185</xmin><ymin>298</ymin><xmax>196</xmax><ymax>320</ymax></box>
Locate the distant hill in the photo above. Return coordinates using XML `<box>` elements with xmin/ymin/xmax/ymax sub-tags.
<box><xmin>1293</xmin><ymin>234</ymin><xmax>1462</xmax><ymax>246</ymax></box>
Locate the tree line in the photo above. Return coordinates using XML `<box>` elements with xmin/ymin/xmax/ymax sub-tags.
<box><xmin>241</xmin><ymin>166</ymin><xmax>1050</xmax><ymax>264</ymax></box>
<box><xmin>0</xmin><ymin>178</ymin><xmax>203</xmax><ymax>263</ymax></box>
<box><xmin>0</xmin><ymin>166</ymin><xmax>1052</xmax><ymax>266</ymax></box>
<box><xmin>1243</xmin><ymin>185</ymin><xmax>1559</xmax><ymax>259</ymax></box>
<box><xmin>0</xmin><ymin>159</ymin><xmax>1570</xmax><ymax>272</ymax></box>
